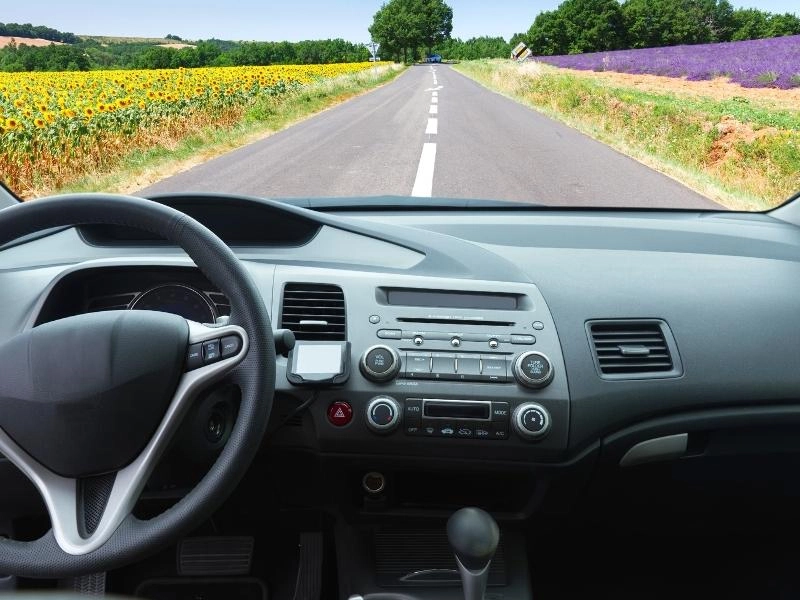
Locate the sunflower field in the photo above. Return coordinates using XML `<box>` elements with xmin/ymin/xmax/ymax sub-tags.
<box><xmin>0</xmin><ymin>62</ymin><xmax>387</xmax><ymax>196</ymax></box>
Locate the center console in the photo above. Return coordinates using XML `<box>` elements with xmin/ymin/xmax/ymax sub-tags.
<box><xmin>275</xmin><ymin>269</ymin><xmax>570</xmax><ymax>463</ymax></box>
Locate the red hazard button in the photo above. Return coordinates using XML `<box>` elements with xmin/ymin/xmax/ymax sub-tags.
<box><xmin>327</xmin><ymin>401</ymin><xmax>353</xmax><ymax>426</ymax></box>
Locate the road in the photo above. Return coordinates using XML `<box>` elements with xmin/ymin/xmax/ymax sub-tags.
<box><xmin>141</xmin><ymin>65</ymin><xmax>721</xmax><ymax>209</ymax></box>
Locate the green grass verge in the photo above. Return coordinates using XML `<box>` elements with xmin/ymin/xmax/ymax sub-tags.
<box><xmin>58</xmin><ymin>64</ymin><xmax>406</xmax><ymax>196</ymax></box>
<box><xmin>454</xmin><ymin>60</ymin><xmax>800</xmax><ymax>211</ymax></box>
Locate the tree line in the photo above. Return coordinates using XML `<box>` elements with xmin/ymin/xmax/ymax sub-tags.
<box><xmin>0</xmin><ymin>22</ymin><xmax>78</xmax><ymax>44</ymax></box>
<box><xmin>0</xmin><ymin>37</ymin><xmax>371</xmax><ymax>72</ymax></box>
<box><xmin>527</xmin><ymin>0</ymin><xmax>800</xmax><ymax>56</ymax></box>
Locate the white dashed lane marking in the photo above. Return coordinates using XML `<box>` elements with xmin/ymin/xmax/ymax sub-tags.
<box><xmin>411</xmin><ymin>142</ymin><xmax>437</xmax><ymax>197</ymax></box>
<box><xmin>426</xmin><ymin>118</ymin><xmax>438</xmax><ymax>135</ymax></box>
<box><xmin>429</xmin><ymin>105</ymin><xmax>438</xmax><ymax>114</ymax></box>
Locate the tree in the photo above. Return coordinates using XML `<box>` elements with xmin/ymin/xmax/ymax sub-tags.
<box><xmin>369</xmin><ymin>0</ymin><xmax>453</xmax><ymax>62</ymax></box>
<box><xmin>528</xmin><ymin>0</ymin><xmax>625</xmax><ymax>55</ymax></box>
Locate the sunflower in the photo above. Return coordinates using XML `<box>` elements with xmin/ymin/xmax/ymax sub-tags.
<box><xmin>34</xmin><ymin>117</ymin><xmax>46</xmax><ymax>128</ymax></box>
<box><xmin>5</xmin><ymin>117</ymin><xmax>19</xmax><ymax>130</ymax></box>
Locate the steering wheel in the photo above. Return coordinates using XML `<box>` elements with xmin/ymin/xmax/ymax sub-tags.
<box><xmin>0</xmin><ymin>194</ymin><xmax>275</xmax><ymax>578</ymax></box>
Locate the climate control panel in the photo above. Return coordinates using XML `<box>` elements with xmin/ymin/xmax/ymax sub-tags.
<box><xmin>361</xmin><ymin>396</ymin><xmax>552</xmax><ymax>442</ymax></box>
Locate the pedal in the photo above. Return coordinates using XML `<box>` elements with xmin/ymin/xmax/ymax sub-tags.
<box><xmin>178</xmin><ymin>536</ymin><xmax>255</xmax><ymax>576</ymax></box>
<box><xmin>292</xmin><ymin>531</ymin><xmax>323</xmax><ymax>600</ymax></box>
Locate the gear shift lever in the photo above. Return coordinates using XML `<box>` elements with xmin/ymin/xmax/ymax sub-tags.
<box><xmin>447</xmin><ymin>508</ymin><xmax>500</xmax><ymax>600</ymax></box>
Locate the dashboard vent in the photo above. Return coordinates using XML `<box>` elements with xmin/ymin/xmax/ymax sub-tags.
<box><xmin>281</xmin><ymin>283</ymin><xmax>346</xmax><ymax>341</ymax></box>
<box><xmin>587</xmin><ymin>320</ymin><xmax>682</xmax><ymax>380</ymax></box>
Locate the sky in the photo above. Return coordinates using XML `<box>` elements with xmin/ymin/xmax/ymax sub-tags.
<box><xmin>2</xmin><ymin>1</ymin><xmax>798</xmax><ymax>43</ymax></box>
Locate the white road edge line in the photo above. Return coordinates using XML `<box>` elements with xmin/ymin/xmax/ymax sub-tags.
<box><xmin>411</xmin><ymin>143</ymin><xmax>437</xmax><ymax>198</ymax></box>
<box><xmin>429</xmin><ymin>105</ymin><xmax>438</xmax><ymax>114</ymax></box>
<box><xmin>426</xmin><ymin>118</ymin><xmax>438</xmax><ymax>135</ymax></box>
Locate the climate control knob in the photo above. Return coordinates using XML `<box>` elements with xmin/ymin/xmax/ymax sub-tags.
<box><xmin>513</xmin><ymin>351</ymin><xmax>554</xmax><ymax>389</ymax></box>
<box><xmin>365</xmin><ymin>396</ymin><xmax>401</xmax><ymax>433</ymax></box>
<box><xmin>512</xmin><ymin>403</ymin><xmax>552</xmax><ymax>441</ymax></box>
<box><xmin>360</xmin><ymin>345</ymin><xmax>401</xmax><ymax>382</ymax></box>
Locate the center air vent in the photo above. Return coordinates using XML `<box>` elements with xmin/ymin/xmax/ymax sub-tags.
<box><xmin>281</xmin><ymin>283</ymin><xmax>346</xmax><ymax>341</ymax></box>
<box><xmin>587</xmin><ymin>320</ymin><xmax>682</xmax><ymax>380</ymax></box>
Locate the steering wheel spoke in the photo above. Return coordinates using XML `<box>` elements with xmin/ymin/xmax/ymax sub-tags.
<box><xmin>0</xmin><ymin>320</ymin><xmax>249</xmax><ymax>556</ymax></box>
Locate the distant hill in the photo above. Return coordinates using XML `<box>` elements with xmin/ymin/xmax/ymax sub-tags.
<box><xmin>79</xmin><ymin>35</ymin><xmax>192</xmax><ymax>46</ymax></box>
<box><xmin>0</xmin><ymin>36</ymin><xmax>64</xmax><ymax>48</ymax></box>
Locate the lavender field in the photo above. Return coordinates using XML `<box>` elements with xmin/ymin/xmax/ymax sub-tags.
<box><xmin>535</xmin><ymin>35</ymin><xmax>800</xmax><ymax>89</ymax></box>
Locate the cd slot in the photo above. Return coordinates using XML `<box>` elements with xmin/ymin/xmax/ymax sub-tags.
<box><xmin>397</xmin><ymin>317</ymin><xmax>515</xmax><ymax>327</ymax></box>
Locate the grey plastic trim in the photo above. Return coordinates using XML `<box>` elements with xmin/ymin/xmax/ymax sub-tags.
<box><xmin>0</xmin><ymin>320</ymin><xmax>248</xmax><ymax>555</ymax></box>
<box><xmin>619</xmin><ymin>433</ymin><xmax>688</xmax><ymax>467</ymax></box>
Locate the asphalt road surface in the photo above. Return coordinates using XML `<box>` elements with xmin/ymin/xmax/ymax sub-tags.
<box><xmin>141</xmin><ymin>65</ymin><xmax>721</xmax><ymax>209</ymax></box>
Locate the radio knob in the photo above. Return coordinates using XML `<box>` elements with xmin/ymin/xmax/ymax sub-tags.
<box><xmin>512</xmin><ymin>403</ymin><xmax>552</xmax><ymax>441</ymax></box>
<box><xmin>366</xmin><ymin>396</ymin><xmax>401</xmax><ymax>433</ymax></box>
<box><xmin>360</xmin><ymin>345</ymin><xmax>401</xmax><ymax>382</ymax></box>
<box><xmin>513</xmin><ymin>351</ymin><xmax>554</xmax><ymax>389</ymax></box>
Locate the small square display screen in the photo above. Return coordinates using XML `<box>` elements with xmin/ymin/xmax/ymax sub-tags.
<box><xmin>294</xmin><ymin>344</ymin><xmax>343</xmax><ymax>374</ymax></box>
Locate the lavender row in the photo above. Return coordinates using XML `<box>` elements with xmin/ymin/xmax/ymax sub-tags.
<box><xmin>533</xmin><ymin>35</ymin><xmax>800</xmax><ymax>89</ymax></box>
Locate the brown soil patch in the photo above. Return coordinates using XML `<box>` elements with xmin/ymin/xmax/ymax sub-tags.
<box><xmin>157</xmin><ymin>43</ymin><xmax>196</xmax><ymax>49</ymax></box>
<box><xmin>560</xmin><ymin>67</ymin><xmax>800</xmax><ymax>112</ymax></box>
<box><xmin>0</xmin><ymin>36</ymin><xmax>64</xmax><ymax>48</ymax></box>
<box><xmin>705</xmin><ymin>115</ymin><xmax>779</xmax><ymax>167</ymax></box>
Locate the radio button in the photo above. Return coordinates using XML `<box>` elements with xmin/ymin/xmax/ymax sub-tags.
<box><xmin>491</xmin><ymin>402</ymin><xmax>510</xmax><ymax>422</ymax></box>
<box><xmin>488</xmin><ymin>339</ymin><xmax>499</xmax><ymax>349</ymax></box>
<box><xmin>405</xmin><ymin>352</ymin><xmax>432</xmax><ymax>378</ymax></box>
<box><xmin>456</xmin><ymin>355</ymin><xmax>481</xmax><ymax>380</ymax></box>
<box><xmin>431</xmin><ymin>353</ymin><xmax>457</xmax><ymax>379</ymax></box>
<box><xmin>361</xmin><ymin>345</ymin><xmax>401</xmax><ymax>382</ymax></box>
<box><xmin>377</xmin><ymin>329</ymin><xmax>402</xmax><ymax>340</ymax></box>
<box><xmin>481</xmin><ymin>356</ymin><xmax>510</xmax><ymax>382</ymax></box>
<box><xmin>404</xmin><ymin>398</ymin><xmax>423</xmax><ymax>425</ymax></box>
<box><xmin>511</xmin><ymin>334</ymin><xmax>536</xmax><ymax>345</ymax></box>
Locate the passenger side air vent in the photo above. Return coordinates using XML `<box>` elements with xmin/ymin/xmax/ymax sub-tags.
<box><xmin>280</xmin><ymin>283</ymin><xmax>346</xmax><ymax>341</ymax></box>
<box><xmin>587</xmin><ymin>320</ymin><xmax>682</xmax><ymax>380</ymax></box>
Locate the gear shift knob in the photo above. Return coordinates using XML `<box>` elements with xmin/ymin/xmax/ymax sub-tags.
<box><xmin>447</xmin><ymin>508</ymin><xmax>499</xmax><ymax>600</ymax></box>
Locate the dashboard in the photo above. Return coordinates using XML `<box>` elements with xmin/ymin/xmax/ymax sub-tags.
<box><xmin>4</xmin><ymin>193</ymin><xmax>800</xmax><ymax>511</ymax></box>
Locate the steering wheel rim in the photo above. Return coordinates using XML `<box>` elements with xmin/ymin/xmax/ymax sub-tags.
<box><xmin>0</xmin><ymin>193</ymin><xmax>275</xmax><ymax>577</ymax></box>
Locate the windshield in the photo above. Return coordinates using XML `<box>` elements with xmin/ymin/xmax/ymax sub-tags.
<box><xmin>0</xmin><ymin>0</ymin><xmax>798</xmax><ymax>212</ymax></box>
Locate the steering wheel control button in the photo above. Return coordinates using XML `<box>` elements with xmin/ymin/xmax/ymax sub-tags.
<box><xmin>480</xmin><ymin>356</ymin><xmax>510</xmax><ymax>382</ymax></box>
<box><xmin>360</xmin><ymin>345</ymin><xmax>401</xmax><ymax>382</ymax></box>
<box><xmin>327</xmin><ymin>401</ymin><xmax>353</xmax><ymax>427</ymax></box>
<box><xmin>366</xmin><ymin>396</ymin><xmax>401</xmax><ymax>433</ymax></box>
<box><xmin>511</xmin><ymin>334</ymin><xmax>536</xmax><ymax>345</ymax></box>
<box><xmin>513</xmin><ymin>403</ymin><xmax>552</xmax><ymax>441</ymax></box>
<box><xmin>404</xmin><ymin>352</ymin><xmax>433</xmax><ymax>378</ymax></box>
<box><xmin>513</xmin><ymin>351</ymin><xmax>554</xmax><ymax>389</ymax></box>
<box><xmin>369</xmin><ymin>315</ymin><xmax>381</xmax><ymax>325</ymax></box>
<box><xmin>220</xmin><ymin>335</ymin><xmax>242</xmax><ymax>358</ymax></box>
<box><xmin>202</xmin><ymin>339</ymin><xmax>221</xmax><ymax>364</ymax></box>
<box><xmin>186</xmin><ymin>343</ymin><xmax>203</xmax><ymax>370</ymax></box>
<box><xmin>377</xmin><ymin>329</ymin><xmax>402</xmax><ymax>339</ymax></box>
<box><xmin>532</xmin><ymin>321</ymin><xmax>545</xmax><ymax>330</ymax></box>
